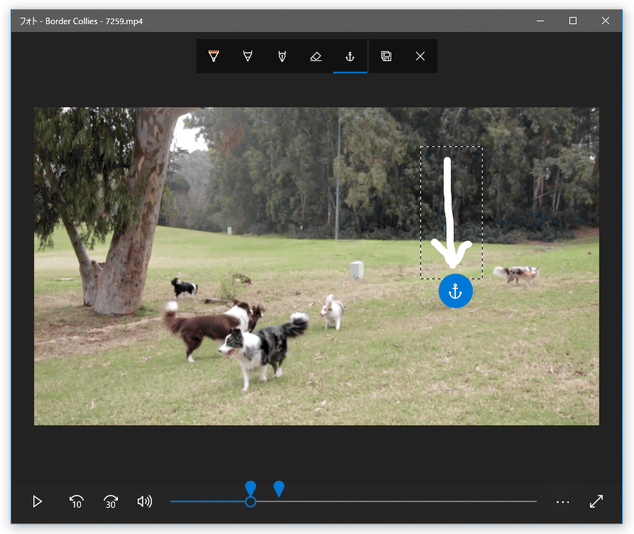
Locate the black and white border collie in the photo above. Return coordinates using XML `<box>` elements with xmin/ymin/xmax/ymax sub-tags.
<box><xmin>171</xmin><ymin>277</ymin><xmax>198</xmax><ymax>298</ymax></box>
<box><xmin>218</xmin><ymin>313</ymin><xmax>309</xmax><ymax>391</ymax></box>
<box><xmin>164</xmin><ymin>300</ymin><xmax>262</xmax><ymax>362</ymax></box>
<box><xmin>493</xmin><ymin>266</ymin><xmax>540</xmax><ymax>285</ymax></box>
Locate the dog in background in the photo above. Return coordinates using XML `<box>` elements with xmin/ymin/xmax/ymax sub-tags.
<box><xmin>233</xmin><ymin>273</ymin><xmax>252</xmax><ymax>285</ymax></box>
<box><xmin>247</xmin><ymin>305</ymin><xmax>265</xmax><ymax>332</ymax></box>
<box><xmin>493</xmin><ymin>266</ymin><xmax>540</xmax><ymax>285</ymax></box>
<box><xmin>171</xmin><ymin>277</ymin><xmax>198</xmax><ymax>298</ymax></box>
<box><xmin>218</xmin><ymin>313</ymin><xmax>310</xmax><ymax>391</ymax></box>
<box><xmin>320</xmin><ymin>294</ymin><xmax>344</xmax><ymax>330</ymax></box>
<box><xmin>164</xmin><ymin>300</ymin><xmax>262</xmax><ymax>362</ymax></box>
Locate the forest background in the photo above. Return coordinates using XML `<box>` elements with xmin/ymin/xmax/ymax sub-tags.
<box><xmin>164</xmin><ymin>107</ymin><xmax>599</xmax><ymax>243</ymax></box>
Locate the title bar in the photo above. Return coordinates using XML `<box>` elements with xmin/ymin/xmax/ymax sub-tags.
<box><xmin>11</xmin><ymin>10</ymin><xmax>622</xmax><ymax>33</ymax></box>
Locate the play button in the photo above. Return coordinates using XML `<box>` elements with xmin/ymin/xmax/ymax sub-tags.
<box><xmin>32</xmin><ymin>495</ymin><xmax>42</xmax><ymax>508</ymax></box>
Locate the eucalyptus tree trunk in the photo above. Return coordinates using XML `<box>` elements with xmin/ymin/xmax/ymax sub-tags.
<box><xmin>93</xmin><ymin>107</ymin><xmax>195</xmax><ymax>315</ymax></box>
<box><xmin>62</xmin><ymin>216</ymin><xmax>101</xmax><ymax>307</ymax></box>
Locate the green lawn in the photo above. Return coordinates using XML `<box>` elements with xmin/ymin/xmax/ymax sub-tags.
<box><xmin>34</xmin><ymin>226</ymin><xmax>599</xmax><ymax>425</ymax></box>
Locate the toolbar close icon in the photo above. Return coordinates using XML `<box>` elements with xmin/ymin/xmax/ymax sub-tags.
<box><xmin>243</xmin><ymin>50</ymin><xmax>253</xmax><ymax>62</ymax></box>
<box><xmin>208</xmin><ymin>50</ymin><xmax>219</xmax><ymax>62</ymax></box>
<box><xmin>278</xmin><ymin>51</ymin><xmax>286</xmax><ymax>62</ymax></box>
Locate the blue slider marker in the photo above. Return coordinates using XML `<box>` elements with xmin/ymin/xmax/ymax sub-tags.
<box><xmin>438</xmin><ymin>274</ymin><xmax>473</xmax><ymax>309</ymax></box>
<box><xmin>333</xmin><ymin>71</ymin><xmax>368</xmax><ymax>74</ymax></box>
<box><xmin>274</xmin><ymin>480</ymin><xmax>285</xmax><ymax>498</ymax></box>
<box><xmin>244</xmin><ymin>480</ymin><xmax>257</xmax><ymax>508</ymax></box>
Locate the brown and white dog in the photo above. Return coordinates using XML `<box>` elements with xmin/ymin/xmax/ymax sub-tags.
<box><xmin>493</xmin><ymin>266</ymin><xmax>540</xmax><ymax>285</ymax></box>
<box><xmin>164</xmin><ymin>300</ymin><xmax>262</xmax><ymax>362</ymax></box>
<box><xmin>320</xmin><ymin>295</ymin><xmax>344</xmax><ymax>330</ymax></box>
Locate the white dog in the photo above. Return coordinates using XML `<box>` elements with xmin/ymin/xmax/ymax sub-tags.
<box><xmin>320</xmin><ymin>294</ymin><xmax>344</xmax><ymax>330</ymax></box>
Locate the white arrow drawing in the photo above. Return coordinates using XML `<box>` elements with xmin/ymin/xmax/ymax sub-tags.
<box><xmin>589</xmin><ymin>495</ymin><xmax>603</xmax><ymax>508</ymax></box>
<box><xmin>431</xmin><ymin>157</ymin><xmax>473</xmax><ymax>269</ymax></box>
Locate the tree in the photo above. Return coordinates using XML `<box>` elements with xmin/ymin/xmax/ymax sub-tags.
<box><xmin>183</xmin><ymin>106</ymin><xmax>599</xmax><ymax>240</ymax></box>
<box><xmin>35</xmin><ymin>107</ymin><xmax>195</xmax><ymax>314</ymax></box>
<box><xmin>479</xmin><ymin>107</ymin><xmax>529</xmax><ymax>219</ymax></box>
<box><xmin>160</xmin><ymin>147</ymin><xmax>190</xmax><ymax>227</ymax></box>
<box><xmin>339</xmin><ymin>108</ymin><xmax>406</xmax><ymax>231</ymax></box>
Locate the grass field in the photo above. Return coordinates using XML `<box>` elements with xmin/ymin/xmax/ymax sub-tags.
<box><xmin>34</xmin><ymin>226</ymin><xmax>599</xmax><ymax>425</ymax></box>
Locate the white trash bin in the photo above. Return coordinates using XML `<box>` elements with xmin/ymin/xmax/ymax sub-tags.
<box><xmin>350</xmin><ymin>261</ymin><xmax>364</xmax><ymax>280</ymax></box>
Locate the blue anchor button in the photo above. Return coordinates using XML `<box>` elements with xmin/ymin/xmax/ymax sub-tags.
<box><xmin>438</xmin><ymin>274</ymin><xmax>473</xmax><ymax>309</ymax></box>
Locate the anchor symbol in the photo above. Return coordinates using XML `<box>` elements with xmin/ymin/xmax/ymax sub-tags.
<box><xmin>449</xmin><ymin>283</ymin><xmax>462</xmax><ymax>300</ymax></box>
<box><xmin>439</xmin><ymin>274</ymin><xmax>473</xmax><ymax>309</ymax></box>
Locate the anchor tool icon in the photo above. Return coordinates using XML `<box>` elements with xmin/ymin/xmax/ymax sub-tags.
<box><xmin>438</xmin><ymin>274</ymin><xmax>473</xmax><ymax>309</ymax></box>
<box><xmin>449</xmin><ymin>283</ymin><xmax>462</xmax><ymax>299</ymax></box>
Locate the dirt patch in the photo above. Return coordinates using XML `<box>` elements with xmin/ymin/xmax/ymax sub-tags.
<box><xmin>34</xmin><ymin>267</ymin><xmax>429</xmax><ymax>362</ymax></box>
<box><xmin>33</xmin><ymin>292</ymin><xmax>168</xmax><ymax>362</ymax></box>
<box><xmin>34</xmin><ymin>316</ymin><xmax>165</xmax><ymax>362</ymax></box>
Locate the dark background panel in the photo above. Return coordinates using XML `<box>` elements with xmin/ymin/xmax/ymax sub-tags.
<box><xmin>13</xmin><ymin>28</ymin><xmax>622</xmax><ymax>523</ymax></box>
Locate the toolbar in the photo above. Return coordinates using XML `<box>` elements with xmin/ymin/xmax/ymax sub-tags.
<box><xmin>196</xmin><ymin>39</ymin><xmax>438</xmax><ymax>74</ymax></box>
<box><xmin>16</xmin><ymin>482</ymin><xmax>620</xmax><ymax>523</ymax></box>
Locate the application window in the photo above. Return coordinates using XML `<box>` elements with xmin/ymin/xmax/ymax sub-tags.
<box><xmin>15</xmin><ymin>8</ymin><xmax>622</xmax><ymax>526</ymax></box>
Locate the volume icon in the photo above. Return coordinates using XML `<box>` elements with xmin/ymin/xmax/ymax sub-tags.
<box><xmin>137</xmin><ymin>495</ymin><xmax>153</xmax><ymax>508</ymax></box>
